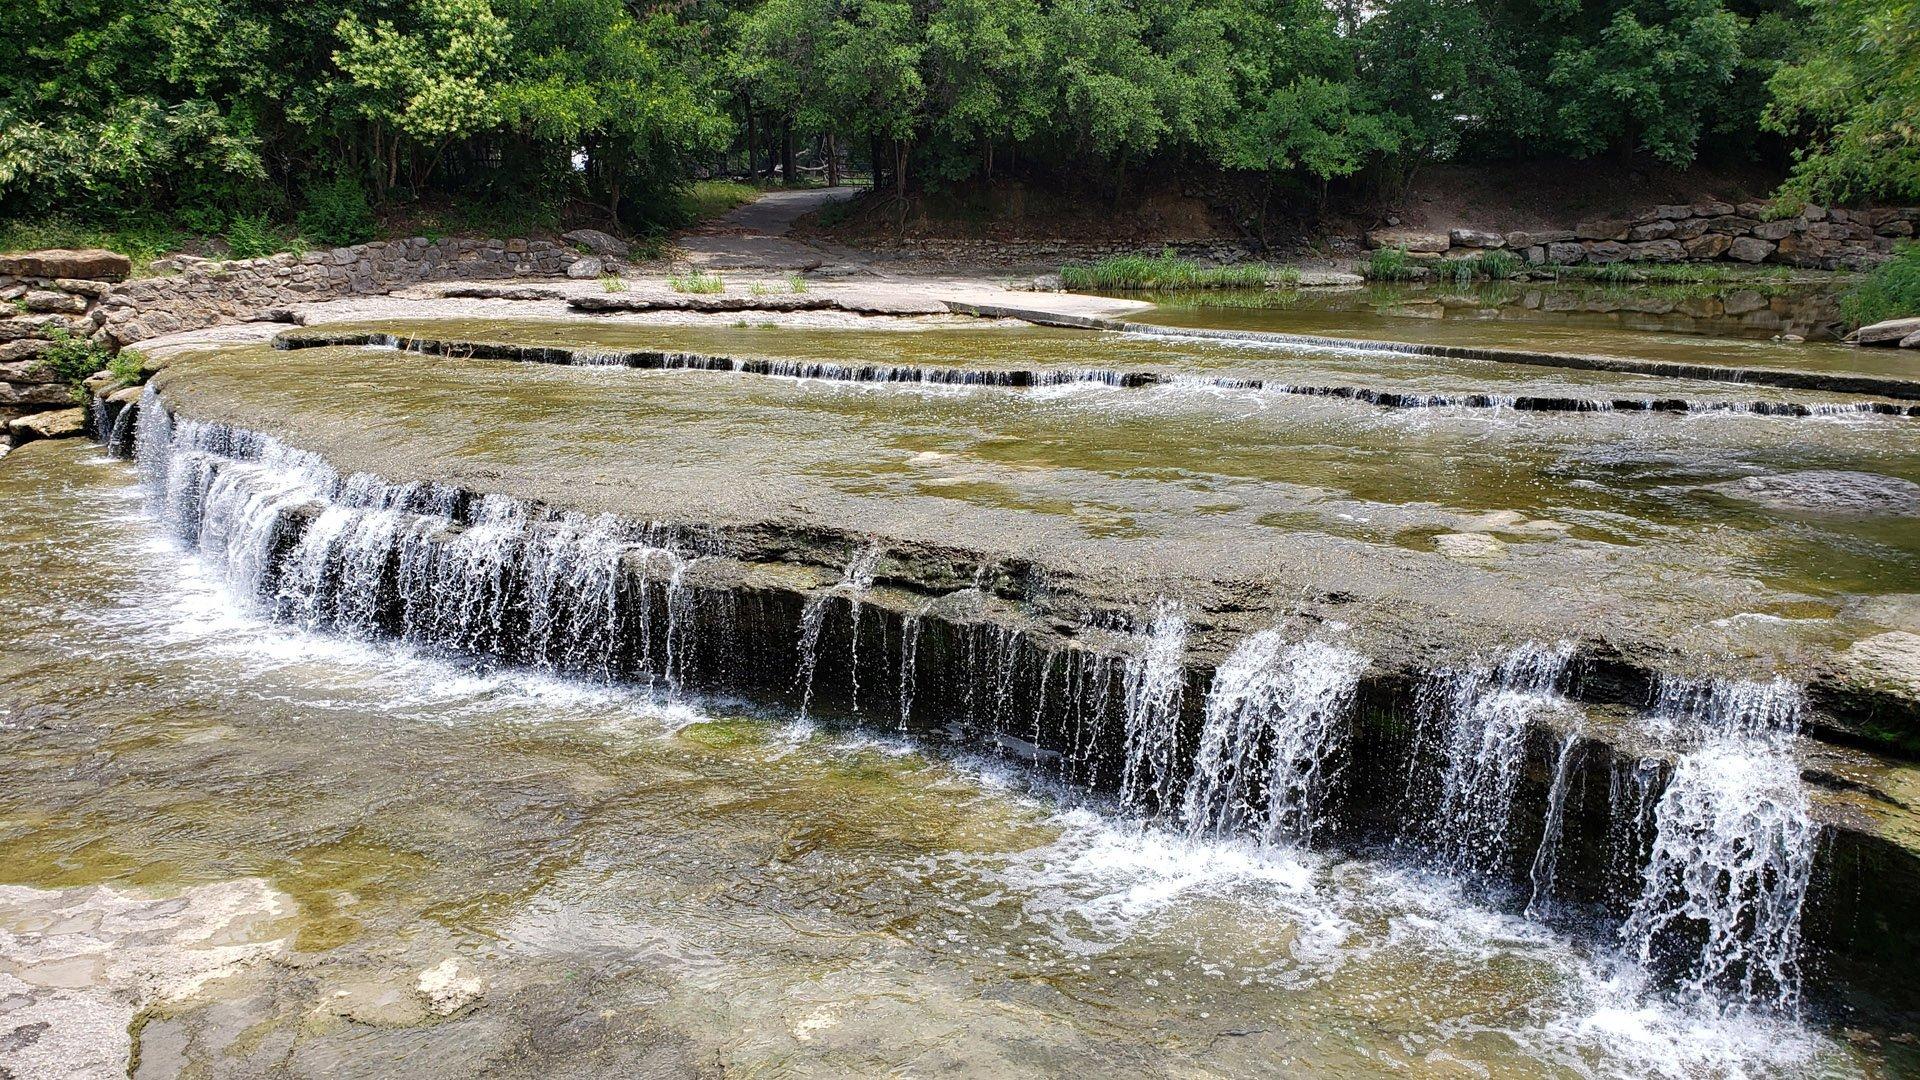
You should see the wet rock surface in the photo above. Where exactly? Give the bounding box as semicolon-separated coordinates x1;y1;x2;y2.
1704;470;1920;516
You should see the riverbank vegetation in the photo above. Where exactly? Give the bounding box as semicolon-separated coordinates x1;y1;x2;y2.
1;0;1916;248
1061;255;1297;291
1842;245;1920;327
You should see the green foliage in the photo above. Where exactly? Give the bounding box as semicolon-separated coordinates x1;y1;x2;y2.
676;181;762;225
1061;253;1292;290
1841;244;1920;328
1766;0;1920;203
225;213;278;259
1365;247;1420;282
668;269;725;293
599;273;627;292
786;272;809;294
108;349;146;388
297;176;377;248
1539;261;1795;285
33;329;113;391
1444;249;1521;284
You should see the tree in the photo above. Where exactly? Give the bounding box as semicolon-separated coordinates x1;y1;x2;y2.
1765;0;1920;202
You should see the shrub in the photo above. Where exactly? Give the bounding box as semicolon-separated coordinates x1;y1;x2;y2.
296;175;376;248
225;213;278;259
668;270;725;294
108;349;146;387
33;328;113;395
599;273;627;293
1842;243;1920;328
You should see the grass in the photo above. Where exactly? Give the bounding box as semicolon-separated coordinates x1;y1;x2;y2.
599;273;628;293
0;217;204;274
1060;252;1299;291
1443;249;1522;285
786;272;808;294
1123;288;1307;310
677;181;763;225
668;269;725;294
1365;246;1421;282
1841;242;1920;328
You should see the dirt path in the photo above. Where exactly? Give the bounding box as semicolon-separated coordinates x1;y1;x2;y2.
678;187;866;272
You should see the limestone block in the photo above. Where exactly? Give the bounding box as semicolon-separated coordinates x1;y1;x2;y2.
0;248;131;281
1726;236;1776;263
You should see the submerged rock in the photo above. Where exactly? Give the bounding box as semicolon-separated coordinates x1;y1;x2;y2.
1434;532;1508;560
1704;470;1920;517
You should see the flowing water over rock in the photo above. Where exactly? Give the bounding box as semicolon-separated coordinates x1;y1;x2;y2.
1;439;1905;1077
14;307;1920;1075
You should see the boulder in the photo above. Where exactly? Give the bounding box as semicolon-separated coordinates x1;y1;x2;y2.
1366;229;1450;253
1448;228;1505;248
564;257;605;279
1625;239;1687;262
1901;331;1920;349
1296;270;1364;287
1726;236;1776;263
1703;470;1920;516
1669;218;1711;241
1692;201;1735;218
0;338;52;365
1574;218;1630;241
1543;241;1586;264
1585;241;1630;264
1851;317;1920;346
561;229;631;258
1653;204;1695;220
1683;233;1732;260
6;407;85;444
1505;230;1574;248
1627;220;1677;242
1751;219;1796;241
53;278;111;298
0;248;131;281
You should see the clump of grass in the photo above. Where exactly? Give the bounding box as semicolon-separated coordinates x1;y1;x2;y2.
1537;261;1795;286
748;281;771;296
1123;289;1306;310
1060;251;1292;291
668;269;725;294
1365;246;1421;282
677;180;762;224
599;273;628;293
786;272;809;294
1842;242;1920;328
1444;249;1522;285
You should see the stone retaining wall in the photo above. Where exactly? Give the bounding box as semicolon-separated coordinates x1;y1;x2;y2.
94;236;575;346
1369;201;1918;270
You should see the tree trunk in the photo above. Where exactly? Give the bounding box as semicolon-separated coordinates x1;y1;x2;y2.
781;121;796;185
894;140;908;200
745;110;756;182
870;135;885;191
825;133;839;187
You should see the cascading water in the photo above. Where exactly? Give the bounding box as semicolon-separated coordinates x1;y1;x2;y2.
794;543;882;720
1621;677;1818;1014
1179;633;1366;848
1117;599;1188;814
1403;642;1574;882
1525;729;1583;918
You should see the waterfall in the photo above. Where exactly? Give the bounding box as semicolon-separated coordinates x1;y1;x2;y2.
1621;677;1817;1013
794;543;883;721
1525;729;1583;918
1404;642;1574;882
1117;600;1188;814
1180;633;1366;849
897;604;926;730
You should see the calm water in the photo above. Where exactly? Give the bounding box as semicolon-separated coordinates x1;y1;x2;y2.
0;439;1898;1077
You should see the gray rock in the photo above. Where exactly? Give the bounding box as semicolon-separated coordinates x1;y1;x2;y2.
0;248;131;281
7;407;85;443
1901;330;1920;348
1726;236;1776;263
1505;230;1575;248
561;229;631;258
1751;219;1796;241
1653;204;1695;221
1366;229;1450;253
1574;218;1630;241
1851;317;1920;346
1629;220;1677;242
22;290;88;314
1543;241;1586;264
1705;470;1920;516
1585;241;1630;264
1624;239;1687;262
1295;270;1364;287
1448;228;1505;248
1683;233;1732;260
564;257;605;280
1692;201;1735;218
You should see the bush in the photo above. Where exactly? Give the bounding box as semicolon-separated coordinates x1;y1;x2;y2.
33;328;113;394
296;175;376;248
1842;243;1920;328
225;213;278;259
108;348;145;387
